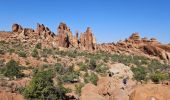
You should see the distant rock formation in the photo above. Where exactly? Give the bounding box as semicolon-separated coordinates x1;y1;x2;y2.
55;23;96;50
4;23;170;62
150;38;159;44
79;27;96;50
10;22;97;51
129;32;140;41
56;22;73;48
12;24;23;33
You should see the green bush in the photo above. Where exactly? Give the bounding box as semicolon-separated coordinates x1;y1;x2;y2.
89;58;97;70
23;70;70;100
31;49;39;58
79;62;88;71
4;60;24;79
75;83;84;96
0;49;5;54
18;51;27;58
55;64;80;83
59;71;79;83
131;67;147;82
35;43;42;49
96;64;108;75
8;49;15;54
84;72;98;85
55;63;65;75
150;72;166;83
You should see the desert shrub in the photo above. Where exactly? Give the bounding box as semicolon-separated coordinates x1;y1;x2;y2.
84;72;98;85
18;51;27;58
8;49;15;54
35;43;42;49
89;58;97;70
150;72;167;83
0;49;5;54
42;64;50;69
96;64;108;75
31;48;39;58
78;62;88;71
56;65;79;83
3;60;24;79
0;59;5;67
75;83;84;96
0;40;6;44
23;70;70;100
41;48;54;57
66;50;77;58
60;72;79;83
32;68;39;75
131;66;147;82
55;63;65;75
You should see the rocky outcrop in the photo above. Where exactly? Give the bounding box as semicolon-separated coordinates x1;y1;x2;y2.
129;32;141;42
150;38;159;44
130;84;170;100
55;23;96;50
80;77;135;100
80;83;105;100
142;44;170;62
36;23;54;39
0;91;24;100
56;22;72;47
108;63;133;79
79;27;96;50
80;63;136;100
11;22;97;50
8;23;170;61
130;32;140;39
12;24;23;33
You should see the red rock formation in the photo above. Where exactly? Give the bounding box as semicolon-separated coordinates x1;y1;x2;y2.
12;24;23;33
129;32;140;41
80;83;105;100
56;22;71;47
150;38;159;44
79;27;96;50
36;23;45;35
11;22;97;50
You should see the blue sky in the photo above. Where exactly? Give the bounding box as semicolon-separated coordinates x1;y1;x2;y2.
0;0;170;43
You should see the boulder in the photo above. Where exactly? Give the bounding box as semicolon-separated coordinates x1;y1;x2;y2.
108;63;133;79
80;83;105;100
0;91;24;100
130;84;170;100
